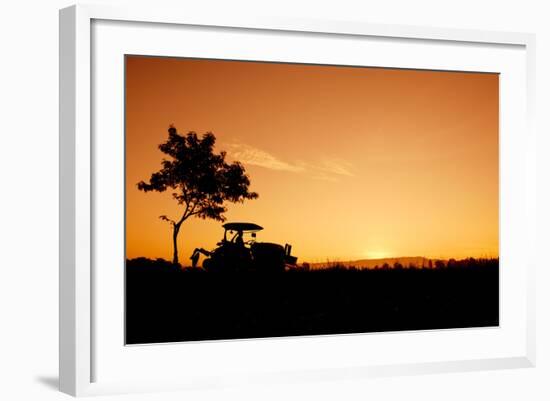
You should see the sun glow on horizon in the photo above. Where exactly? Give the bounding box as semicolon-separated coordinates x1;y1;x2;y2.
362;250;392;260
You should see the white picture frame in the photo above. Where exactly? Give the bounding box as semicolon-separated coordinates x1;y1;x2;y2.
59;4;536;397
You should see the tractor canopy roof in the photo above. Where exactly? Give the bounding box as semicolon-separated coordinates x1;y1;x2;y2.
222;222;263;232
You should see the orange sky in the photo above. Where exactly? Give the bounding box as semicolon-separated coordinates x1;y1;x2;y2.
125;56;499;263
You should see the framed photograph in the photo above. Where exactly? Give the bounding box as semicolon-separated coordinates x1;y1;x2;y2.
60;4;536;396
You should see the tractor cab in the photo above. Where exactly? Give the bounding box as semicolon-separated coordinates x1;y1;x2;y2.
220;222;263;247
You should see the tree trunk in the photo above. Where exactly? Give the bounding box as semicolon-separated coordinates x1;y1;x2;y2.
172;224;181;265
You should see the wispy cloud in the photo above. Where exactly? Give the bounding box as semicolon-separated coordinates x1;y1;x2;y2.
227;143;305;173
317;159;354;177
226;143;354;181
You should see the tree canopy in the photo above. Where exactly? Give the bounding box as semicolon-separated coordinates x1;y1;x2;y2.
138;125;259;224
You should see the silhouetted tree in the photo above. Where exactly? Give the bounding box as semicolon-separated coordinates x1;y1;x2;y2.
137;126;258;264
393;262;404;270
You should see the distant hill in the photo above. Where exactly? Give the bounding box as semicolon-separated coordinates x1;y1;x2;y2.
308;256;436;269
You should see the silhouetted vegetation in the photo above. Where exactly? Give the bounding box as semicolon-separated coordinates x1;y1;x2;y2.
137;126;258;264
126;257;499;344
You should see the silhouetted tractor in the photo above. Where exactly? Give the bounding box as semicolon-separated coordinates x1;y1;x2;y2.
191;222;297;272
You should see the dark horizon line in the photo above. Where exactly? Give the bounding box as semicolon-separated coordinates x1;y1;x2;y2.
306;255;499;262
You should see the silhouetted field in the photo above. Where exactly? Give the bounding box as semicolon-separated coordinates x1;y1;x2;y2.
126;257;499;344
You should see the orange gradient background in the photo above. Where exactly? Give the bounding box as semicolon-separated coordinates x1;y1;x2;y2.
125;56;499;263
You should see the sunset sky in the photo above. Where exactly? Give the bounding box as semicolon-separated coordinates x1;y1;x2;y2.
125;56;499;264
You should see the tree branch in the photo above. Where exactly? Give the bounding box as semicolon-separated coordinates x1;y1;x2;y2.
159;215;176;226
176;202;194;226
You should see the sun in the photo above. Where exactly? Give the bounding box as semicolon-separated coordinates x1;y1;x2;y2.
363;250;391;260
